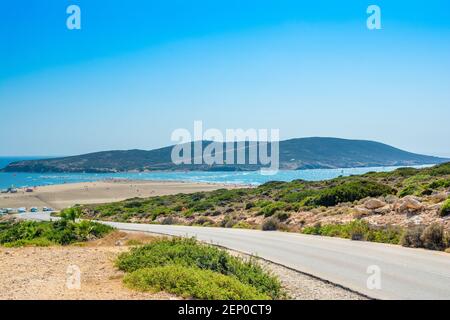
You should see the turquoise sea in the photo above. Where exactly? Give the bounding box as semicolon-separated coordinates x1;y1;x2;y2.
0;157;433;189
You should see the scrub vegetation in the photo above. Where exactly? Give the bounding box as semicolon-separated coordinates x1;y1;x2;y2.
0;210;113;247
117;237;283;300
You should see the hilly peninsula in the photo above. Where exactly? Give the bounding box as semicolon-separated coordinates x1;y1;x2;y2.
1;137;447;173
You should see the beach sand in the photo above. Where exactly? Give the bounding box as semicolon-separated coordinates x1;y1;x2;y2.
0;180;239;210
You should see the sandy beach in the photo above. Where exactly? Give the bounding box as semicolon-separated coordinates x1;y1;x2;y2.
0;180;239;210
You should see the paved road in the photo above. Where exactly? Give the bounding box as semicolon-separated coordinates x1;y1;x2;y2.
19;212;450;300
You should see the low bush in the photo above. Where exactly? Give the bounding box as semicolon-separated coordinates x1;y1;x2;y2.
124;265;269;300
302;220;402;244
304;181;395;207
398;185;423;197
440;199;450;217
161;216;178;225
421;223;446;251
232;221;253;229
273;211;290;221
116;238;282;299
428;179;450;190
193;216;214;226
258;202;286;217
261;218;280;231
400;226;425;248
0;219;113;247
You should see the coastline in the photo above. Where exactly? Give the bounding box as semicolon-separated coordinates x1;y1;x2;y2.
0;180;241;211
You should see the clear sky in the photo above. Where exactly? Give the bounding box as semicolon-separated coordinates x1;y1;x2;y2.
1;0;449;157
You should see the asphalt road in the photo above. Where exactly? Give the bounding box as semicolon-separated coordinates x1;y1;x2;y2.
19;212;450;300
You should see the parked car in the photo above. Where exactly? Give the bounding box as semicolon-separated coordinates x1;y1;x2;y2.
30;207;38;213
17;207;27;213
1;189;8;194
43;207;54;212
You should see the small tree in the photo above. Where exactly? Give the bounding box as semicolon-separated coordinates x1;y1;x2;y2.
60;207;81;222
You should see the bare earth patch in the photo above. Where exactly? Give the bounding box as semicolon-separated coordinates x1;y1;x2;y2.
0;232;176;300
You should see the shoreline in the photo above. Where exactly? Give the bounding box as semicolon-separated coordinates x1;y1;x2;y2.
0;180;241;211
0;164;436;191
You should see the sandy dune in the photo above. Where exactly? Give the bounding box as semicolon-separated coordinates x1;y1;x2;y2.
0;180;238;210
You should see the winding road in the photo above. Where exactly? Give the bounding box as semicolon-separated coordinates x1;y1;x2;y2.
19;212;450;300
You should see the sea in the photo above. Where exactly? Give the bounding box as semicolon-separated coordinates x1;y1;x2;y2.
0;156;432;190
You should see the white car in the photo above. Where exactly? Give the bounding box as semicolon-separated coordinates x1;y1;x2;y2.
17;207;27;213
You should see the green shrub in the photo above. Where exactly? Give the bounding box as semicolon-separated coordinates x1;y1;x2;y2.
161;216;178;225
280;190;317;203
426;162;450;176
244;202;254;210
440;199;450;217
398;185;423;197
400;226;425;248
2;237;56;248
232;221;253;229
302;222;321;235
124;265;269;300
428;179;450;190
220;216;237;228
259;202;286;217
193;216;214;226
0;219;113;247
60;207;82;222
116;238;282;299
302;220;402;244
273;211;290;221
305;181;394;207
421;223;446;251
261;218;280;231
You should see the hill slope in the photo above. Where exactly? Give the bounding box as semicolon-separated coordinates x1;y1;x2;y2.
1;137;447;173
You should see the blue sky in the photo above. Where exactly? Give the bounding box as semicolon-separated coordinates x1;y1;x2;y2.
1;0;449;156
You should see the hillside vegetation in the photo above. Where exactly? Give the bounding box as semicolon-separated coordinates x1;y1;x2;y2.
80;163;450;251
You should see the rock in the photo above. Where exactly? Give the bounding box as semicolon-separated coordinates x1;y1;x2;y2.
394;196;424;214
364;198;386;210
384;195;399;204
353;207;371;218
430;192;449;202
374;206;391;215
409;215;423;225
